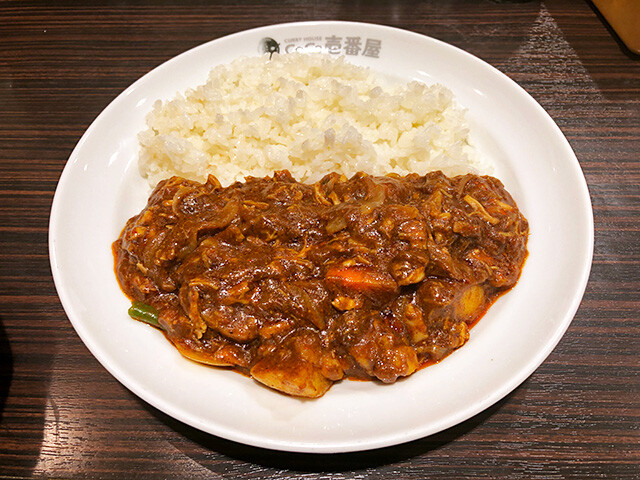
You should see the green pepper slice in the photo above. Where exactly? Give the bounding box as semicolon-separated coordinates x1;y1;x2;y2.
128;301;161;328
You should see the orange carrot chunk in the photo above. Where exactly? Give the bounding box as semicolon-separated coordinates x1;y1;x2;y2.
325;266;398;294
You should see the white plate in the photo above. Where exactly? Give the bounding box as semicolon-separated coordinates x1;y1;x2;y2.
49;21;593;453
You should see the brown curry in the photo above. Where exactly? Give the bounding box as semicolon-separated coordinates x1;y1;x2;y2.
113;170;528;397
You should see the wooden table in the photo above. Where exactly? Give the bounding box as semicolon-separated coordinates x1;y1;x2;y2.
1;1;638;478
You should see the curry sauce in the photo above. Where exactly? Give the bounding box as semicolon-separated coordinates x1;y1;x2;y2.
113;170;528;397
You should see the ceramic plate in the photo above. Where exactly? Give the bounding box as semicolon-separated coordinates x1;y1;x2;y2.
49;21;593;453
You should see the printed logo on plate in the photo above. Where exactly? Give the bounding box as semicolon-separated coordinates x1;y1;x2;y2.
259;35;382;58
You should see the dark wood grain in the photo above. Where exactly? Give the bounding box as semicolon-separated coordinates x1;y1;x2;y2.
0;0;638;478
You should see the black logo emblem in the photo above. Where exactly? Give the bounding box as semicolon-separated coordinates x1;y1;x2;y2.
260;37;280;59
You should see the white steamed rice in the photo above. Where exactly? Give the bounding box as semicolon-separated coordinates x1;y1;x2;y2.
138;52;490;186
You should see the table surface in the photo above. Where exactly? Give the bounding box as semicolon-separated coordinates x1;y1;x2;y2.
1;1;638;478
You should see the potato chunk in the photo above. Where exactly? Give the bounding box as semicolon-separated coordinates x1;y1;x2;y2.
250;354;332;398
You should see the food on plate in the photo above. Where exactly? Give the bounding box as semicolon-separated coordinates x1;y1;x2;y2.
138;53;490;187
115;52;527;398
113;170;528;397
